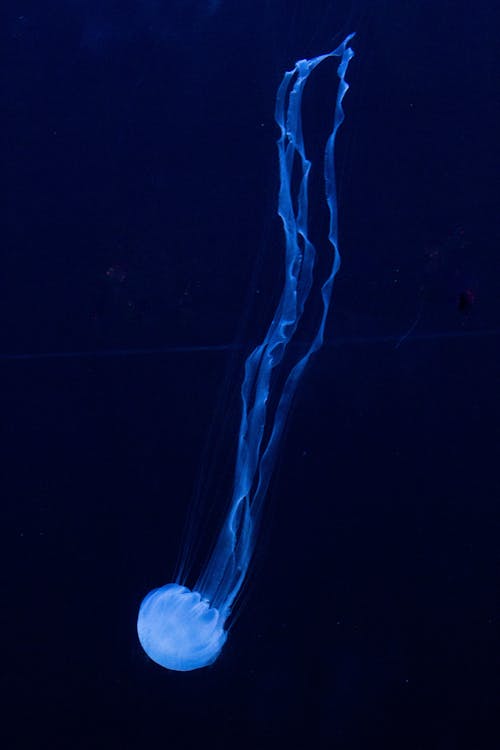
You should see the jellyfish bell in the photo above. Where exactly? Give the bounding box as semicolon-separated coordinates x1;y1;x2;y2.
137;584;227;671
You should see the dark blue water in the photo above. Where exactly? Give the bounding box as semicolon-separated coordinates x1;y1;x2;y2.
2;1;499;747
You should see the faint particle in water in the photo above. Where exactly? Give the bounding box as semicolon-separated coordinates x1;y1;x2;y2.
105;265;127;284
457;288;475;314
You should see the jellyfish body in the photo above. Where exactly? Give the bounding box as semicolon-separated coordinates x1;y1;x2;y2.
137;33;355;671
137;584;226;671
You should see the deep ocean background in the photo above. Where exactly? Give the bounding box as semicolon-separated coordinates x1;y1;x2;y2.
1;1;499;748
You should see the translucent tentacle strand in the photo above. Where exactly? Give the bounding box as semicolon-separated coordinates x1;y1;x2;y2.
137;34;355;671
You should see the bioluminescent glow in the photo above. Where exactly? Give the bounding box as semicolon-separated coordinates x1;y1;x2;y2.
137;34;355;671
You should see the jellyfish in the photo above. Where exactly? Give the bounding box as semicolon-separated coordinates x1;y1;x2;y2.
137;33;355;671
